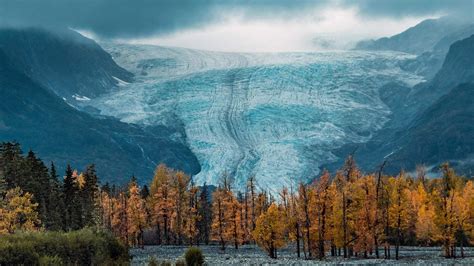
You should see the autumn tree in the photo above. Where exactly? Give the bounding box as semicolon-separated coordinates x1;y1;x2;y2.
252;203;287;259
312;170;332;259
297;182;313;259
352;174;377;258
280;186;302;257
411;183;437;245
184;180;200;245
170;171;190;244
112;191;129;244
127;179;147;247
0;187;40;234
149;164;173;244
452;181;473;257
432;163;466;258
334;155;361;258
211;173;241;250
387;173;411;260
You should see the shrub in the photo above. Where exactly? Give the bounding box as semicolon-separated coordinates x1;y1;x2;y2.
0;242;39;265
0;229;129;265
160;261;172;266
148;256;159;266
39;255;63;266
184;247;204;266
175;258;186;266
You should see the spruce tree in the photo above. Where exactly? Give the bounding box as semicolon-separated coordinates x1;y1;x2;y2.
197;183;212;245
46;162;65;230
0;141;24;189
23;150;51;227
81;164;99;227
63;164;81;230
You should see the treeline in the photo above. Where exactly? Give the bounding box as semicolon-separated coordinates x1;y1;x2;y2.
1;141;474;261
0;142;101;232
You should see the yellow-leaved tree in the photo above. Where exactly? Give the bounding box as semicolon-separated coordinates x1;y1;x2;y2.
252;203;287;259
411;183;437;245
127;181;147;247
0;187;40;234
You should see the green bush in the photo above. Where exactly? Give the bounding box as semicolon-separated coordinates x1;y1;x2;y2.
0;229;129;265
184;247;204;266
39;255;63;266
0;242;39;265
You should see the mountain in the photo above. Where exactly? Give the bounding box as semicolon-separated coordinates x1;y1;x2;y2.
355;17;473;79
355;17;470;55
0;30;200;184
0;28;133;104
400;24;474;79
336;35;474;175
388;83;474;173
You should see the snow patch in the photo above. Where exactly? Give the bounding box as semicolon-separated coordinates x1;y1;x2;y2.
72;94;91;101
113;76;130;86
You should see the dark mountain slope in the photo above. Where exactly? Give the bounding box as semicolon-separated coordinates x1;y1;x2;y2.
400;24;474;79
0;49;200;184
387;83;474;173
328;35;474;175
0;28;133;102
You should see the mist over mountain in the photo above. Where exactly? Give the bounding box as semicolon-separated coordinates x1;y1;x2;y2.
355;16;474;79
0;28;200;184
0;28;133;105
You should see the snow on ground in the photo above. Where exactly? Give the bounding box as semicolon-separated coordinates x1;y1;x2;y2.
130;245;474;265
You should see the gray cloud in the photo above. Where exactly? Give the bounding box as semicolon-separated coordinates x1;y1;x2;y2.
0;0;472;38
352;0;473;18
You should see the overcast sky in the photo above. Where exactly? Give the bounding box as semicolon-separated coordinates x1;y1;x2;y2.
1;0;472;52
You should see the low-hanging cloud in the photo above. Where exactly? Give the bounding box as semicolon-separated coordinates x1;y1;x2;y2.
0;0;472;39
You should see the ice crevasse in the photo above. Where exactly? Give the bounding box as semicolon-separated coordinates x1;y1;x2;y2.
91;44;423;192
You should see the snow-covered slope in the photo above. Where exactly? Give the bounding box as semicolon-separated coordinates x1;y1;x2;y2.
92;44;422;191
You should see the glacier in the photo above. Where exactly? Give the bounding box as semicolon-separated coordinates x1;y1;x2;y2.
89;44;423;192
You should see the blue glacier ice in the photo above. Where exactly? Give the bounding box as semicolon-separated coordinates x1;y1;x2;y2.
90;44;423;192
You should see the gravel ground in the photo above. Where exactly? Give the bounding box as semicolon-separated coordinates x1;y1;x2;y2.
130;245;474;265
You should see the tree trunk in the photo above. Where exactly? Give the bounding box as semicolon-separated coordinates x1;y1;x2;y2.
342;192;348;258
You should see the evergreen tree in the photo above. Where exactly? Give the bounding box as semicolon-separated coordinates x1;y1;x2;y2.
45;162;65;230
81;164;99;227
0;169;6;198
141;184;150;199
63;164;81;230
197;183;212;245
0;141;24;189
23;150;52;228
